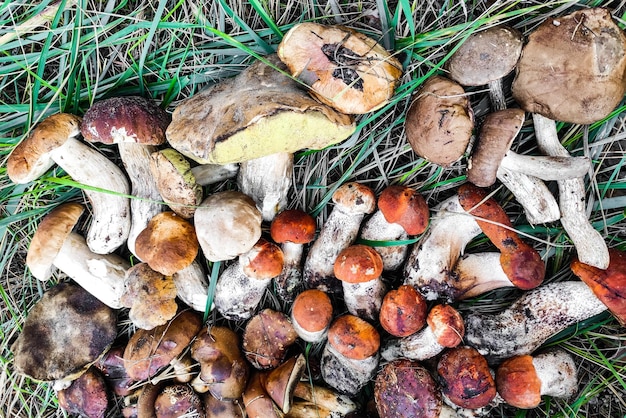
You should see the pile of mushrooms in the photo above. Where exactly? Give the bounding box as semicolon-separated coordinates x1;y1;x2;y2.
6;10;626;418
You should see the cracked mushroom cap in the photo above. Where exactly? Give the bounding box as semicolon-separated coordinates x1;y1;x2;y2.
270;209;317;245
135;211;199;276
378;185;430;235
332;182;377;215
80;96;170;145
512;8;626;124
26;202;84;281
11;282;117;384
291;289;333;338
405;75;474;167
427;304;465;348
327;315;380;360
379;284;428;337
277;22;403;114
334;244;384;284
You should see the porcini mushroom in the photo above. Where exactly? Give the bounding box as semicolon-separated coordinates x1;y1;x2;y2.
213;238;284;321
303;181;376;293
379;284;428;337
154;383;206;417
242;309;299;370
261;354;307;413
172;260;211;313
243;372;284;418
81;96;170;257
57;367;110;418
277;22;403;114
25;202;128;309
291;382;358;416
7;113;131;254
381;304;464;362
166;54;355;164
290;289;334;343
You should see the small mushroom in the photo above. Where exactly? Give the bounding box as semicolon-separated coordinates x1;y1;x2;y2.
25;202;128;309
270;209;318;303
214;238;284;321
154;384;206;417
243;372;284;418
496;348;578;409
379;284;428;337
333;244;387;321
290;289;334;343
7;113;131;254
381;304;464;362
320;314;380;396
242;308;299;370
292;382;358;416
57;367;110;418
359;185;430;270
303;181;376;293
404;75;474;167
261;354;307;414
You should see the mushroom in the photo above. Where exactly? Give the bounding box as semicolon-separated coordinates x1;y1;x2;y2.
243;372;284;418
194;191;262;262
496;348;578;409
190;325;250;401
237;152;294;221
374;359;442;418
25;202;128;309
261;354;307;414
320;314;380;396
57;367;110;418
270;209;318;303
172;260;212;313
437;346;497;410
290;289;334;343
120;262;178;330
381;304;464;362
303;181;376;293
94;345;135;397
154;384;206;417
446;25;523;111
11;282;118;390
333;244;387;321
242;308;299;370
277;22;402;114
80;95;171;257
291;382;358;416
511;8;626;268
213;238;284;321
359;185;430;271
203;392;245;418
7;113;131;254
379;284;428;337
404;75;474;167
166;54;355;164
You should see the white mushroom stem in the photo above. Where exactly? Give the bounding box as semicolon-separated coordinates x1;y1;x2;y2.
53;232;129;308
441;393;503;418
274;241;305;303
118;142;164;258
172;260;211;312
381;324;445;362
342;279;387;322
465;281;607;362
53;138;131;254
360;210;409;271
320;343;379;396
403;194;482;300
213;262;273;321
191;162;239;186
533;349;578;400
447;252;516;301
237;152;293;222
532;113;609;268
495;166;560;224
500;151;590;180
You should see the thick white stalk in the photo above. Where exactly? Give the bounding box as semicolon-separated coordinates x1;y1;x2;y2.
380;326;443;361
533;349;577;400
500;151;590;180
320;343;378;396
449;252;515;301
214;261;272;321
360;210;409;271
173;260;211;312
191;163;239;186
342;279;386;322
274;241;304;303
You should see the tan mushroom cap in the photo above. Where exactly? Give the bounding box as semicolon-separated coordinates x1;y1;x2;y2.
327;314;380;360
496;354;542;408
26;202;85;281
427;304;465;347
291;289;333;333
512;7;626;124
7;113;82;184
277;22;403;114
333;244;383;284
241;238;284;279
11;282;117;383
135;211;199;276
379;285;428;337
405;75;474;167
331;181;377;215
378;185;429;235
270;209;317;245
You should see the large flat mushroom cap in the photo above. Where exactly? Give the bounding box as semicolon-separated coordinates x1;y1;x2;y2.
11;282;117;382
512;7;626;124
166;55;355;164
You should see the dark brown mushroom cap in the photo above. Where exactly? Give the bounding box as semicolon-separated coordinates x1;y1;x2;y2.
377;185;430;235
374;359;442;418
379;285;428;337
243;372;284;418
270;209;317;245
261;354;306;413
7;113;82;184
327;315;380;360
135;211;199;276
123;310;202;381
571;248;626;326
405;75;474;167
446;25;523;86
242;309;299;370
291;289;333;333
333;244;383;284
154;384;206;417
495;354;542;408
437;346;497;409
241;239;284;279
94;345;134;397
468;108;525;187
512;8;626;124
57;367;110;418
26;202;85;281
81;96;170;145
11;282;117;382
331;182;377;215
427;304;465;348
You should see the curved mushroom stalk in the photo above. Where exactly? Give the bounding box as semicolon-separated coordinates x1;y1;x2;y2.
447;252;517;301
292;382;358;416
464;281;607;362
191;162;239;186
359;211;409;270
173;260;212;312
237;152;294;222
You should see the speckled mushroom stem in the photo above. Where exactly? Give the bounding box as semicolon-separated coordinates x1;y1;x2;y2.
320;343;379;397
342;279;387;322
465;281;607;362
274;241;305;303
172;260;211;312
381;325;447;362
500;152;590;180
214;262;273;321
360;211;409;270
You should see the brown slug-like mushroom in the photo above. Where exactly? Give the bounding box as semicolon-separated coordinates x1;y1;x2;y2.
290;289;334;343
242;309;299;370
291;382;358;416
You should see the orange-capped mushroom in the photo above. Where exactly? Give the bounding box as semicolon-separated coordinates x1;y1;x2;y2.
379;285;427;337
291;289;333;343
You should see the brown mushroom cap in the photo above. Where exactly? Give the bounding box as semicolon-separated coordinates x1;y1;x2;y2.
25;202;85;281
11;282;117;383
57;367;110;418
379;285;428;337
81;96;170;145
241;238;284;279
277;22;403;114
512;7;626;124
405;75;474;167
242;309;299;370
437;346;497;409
243;372;284;417
377;185;430;235
333;244;383;284
327;315;380;360
427;304;465;347
495;354;542;408
374;359;442;418
261;354;306;413
270;209;317;245
154;384;205;418
291;289;333;333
